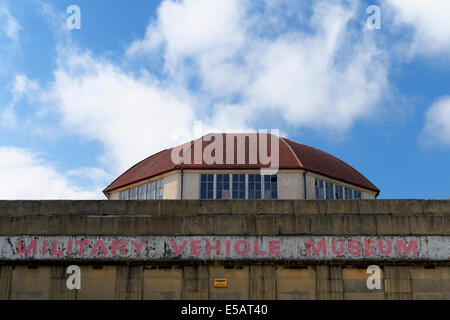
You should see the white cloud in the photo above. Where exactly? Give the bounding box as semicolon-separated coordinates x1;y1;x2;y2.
1;74;39;129
12;74;39;96
67;167;112;184
127;0;389;131
421;96;450;146
382;0;450;56
35;0;389;191
44;49;197;173
0;107;16;128
0;4;20;43
127;0;246;67
0;147;101;199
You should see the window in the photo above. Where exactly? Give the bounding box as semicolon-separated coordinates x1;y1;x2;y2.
216;174;230;199
129;187;137;200
232;174;246;199
315;179;363;200
200;174;214;199
335;185;343;199
315;179;324;200
325;182;334;199
199;173;277;200
345;187;353;199
147;182;155;199
248;174;262;199
138;185;146;200
120;190;129;200
264;175;277;199
155;179;164;200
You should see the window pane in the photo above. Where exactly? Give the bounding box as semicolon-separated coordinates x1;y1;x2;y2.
248;174;261;200
120;190;129;200
155;179;164;200
335;185;343;200
263;174;277;199
325;182;333;199
200;174;214;199
138;185;146;200
345;187;353;199
147;182;155;199
129;187;137;200
216;174;230;200
232;174;245;199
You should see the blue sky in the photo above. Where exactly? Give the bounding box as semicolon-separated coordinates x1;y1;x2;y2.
0;0;449;199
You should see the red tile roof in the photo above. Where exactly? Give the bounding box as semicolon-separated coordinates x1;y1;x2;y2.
103;133;379;196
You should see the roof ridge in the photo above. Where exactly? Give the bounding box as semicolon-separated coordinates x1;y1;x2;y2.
280;137;304;168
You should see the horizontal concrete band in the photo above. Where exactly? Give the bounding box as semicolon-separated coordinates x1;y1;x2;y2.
0;214;448;236
1;200;450;216
2;236;449;262
2;264;450;300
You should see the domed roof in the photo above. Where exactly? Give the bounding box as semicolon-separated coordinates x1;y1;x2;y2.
103;133;379;196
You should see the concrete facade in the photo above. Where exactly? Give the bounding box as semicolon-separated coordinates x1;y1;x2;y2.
0;199;448;300
109;170;377;200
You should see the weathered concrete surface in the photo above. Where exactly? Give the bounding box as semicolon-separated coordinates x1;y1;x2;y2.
0;200;449;237
0;200;449;300
1;236;448;262
0;264;449;300
0;199;449;216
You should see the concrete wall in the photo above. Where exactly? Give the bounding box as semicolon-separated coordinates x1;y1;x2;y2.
278;171;304;200
0;264;448;300
0;200;448;300
183;171;200;200
163;172;181;200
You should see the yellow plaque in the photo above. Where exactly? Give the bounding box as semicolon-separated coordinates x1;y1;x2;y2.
214;278;228;288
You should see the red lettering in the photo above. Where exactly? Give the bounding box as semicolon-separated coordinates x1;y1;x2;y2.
67;240;73;255
52;240;64;255
170;240;188;255
379;240;392;255
226;240;231;255
306;240;327;256
397;240;418;256
348;240;362;255
206;240;221;255
364;240;376;255
90;240;108;255
42;240;47;255
234;240;251;255
269;240;281;255
190;240;201;255
131;240;146;255
75;240;90;255
17;240;37;256
331;240;345;255
112;240;127;255
254;240;267;255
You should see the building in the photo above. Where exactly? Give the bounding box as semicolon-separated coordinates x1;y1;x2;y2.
103;133;379;200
